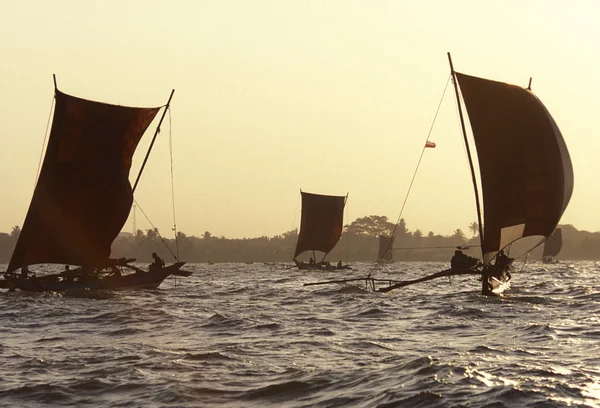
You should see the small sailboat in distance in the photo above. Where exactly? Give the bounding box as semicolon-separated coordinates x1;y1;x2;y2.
542;228;563;264
1;76;190;292
293;191;351;271
377;235;394;263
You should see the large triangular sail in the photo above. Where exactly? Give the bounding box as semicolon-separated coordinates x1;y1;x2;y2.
7;89;161;273
455;72;574;263
294;191;347;259
542;228;563;258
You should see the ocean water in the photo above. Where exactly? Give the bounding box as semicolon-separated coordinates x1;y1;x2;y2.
1;261;599;408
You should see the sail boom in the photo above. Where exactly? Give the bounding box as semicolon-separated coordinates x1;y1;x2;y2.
132;89;175;193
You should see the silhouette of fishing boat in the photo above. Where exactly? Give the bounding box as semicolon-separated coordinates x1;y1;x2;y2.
445;54;573;294
293;191;351;271
1;76;190;292
377;235;395;264
306;53;573;295
542;228;562;264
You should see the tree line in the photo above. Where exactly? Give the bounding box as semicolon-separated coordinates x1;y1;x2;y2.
0;216;599;264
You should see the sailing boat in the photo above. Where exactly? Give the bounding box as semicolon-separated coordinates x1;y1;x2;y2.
542;228;562;264
447;53;573;294
293;191;351;270
305;54;573;295
377;235;394;263
1;77;189;292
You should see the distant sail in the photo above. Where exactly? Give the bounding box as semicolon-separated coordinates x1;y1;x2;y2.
7;90;160;272
456;73;574;263
542;228;563;258
294;191;347;259
378;235;394;261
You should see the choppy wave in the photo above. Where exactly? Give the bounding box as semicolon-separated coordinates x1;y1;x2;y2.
1;261;600;407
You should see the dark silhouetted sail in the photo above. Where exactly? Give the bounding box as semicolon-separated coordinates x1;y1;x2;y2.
7;89;161;273
456;73;574;263
294;192;347;259
543;228;563;258
378;235;394;261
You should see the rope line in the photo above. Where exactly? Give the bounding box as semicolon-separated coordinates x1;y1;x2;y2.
290;193;300;233
344;194;349;263
369;75;452;278
35;96;55;187
168;107;180;260
131;104;179;262
133;198;178;261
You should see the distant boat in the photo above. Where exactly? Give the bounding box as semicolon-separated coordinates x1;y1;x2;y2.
293;191;351;271
542;228;562;264
1;77;189;292
445;53;573;295
377;235;394;263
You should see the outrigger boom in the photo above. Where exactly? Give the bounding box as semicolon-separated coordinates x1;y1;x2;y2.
304;267;482;293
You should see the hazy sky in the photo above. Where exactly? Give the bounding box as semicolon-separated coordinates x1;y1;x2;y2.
1;1;598;239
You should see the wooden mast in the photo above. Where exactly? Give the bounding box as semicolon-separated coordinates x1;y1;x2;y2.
132;89;175;193
447;53;485;259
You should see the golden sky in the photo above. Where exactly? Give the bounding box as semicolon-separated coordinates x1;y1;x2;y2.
0;0;597;239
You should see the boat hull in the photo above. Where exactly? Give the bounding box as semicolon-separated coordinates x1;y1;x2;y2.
487;274;511;295
482;265;512;296
2;262;186;292
542;257;560;264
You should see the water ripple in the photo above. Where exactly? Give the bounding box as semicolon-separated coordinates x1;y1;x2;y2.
0;261;598;407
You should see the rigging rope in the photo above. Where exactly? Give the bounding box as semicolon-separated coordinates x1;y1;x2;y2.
344;194;350;263
130;103;179;263
520;251;529;272
290;193;300;233
168;107;180;261
369;75;452;278
287;193;301;258
35;96;55;187
133;198;178;261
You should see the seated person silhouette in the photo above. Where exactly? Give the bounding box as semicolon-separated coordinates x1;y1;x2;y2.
150;252;165;271
451;250;479;270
